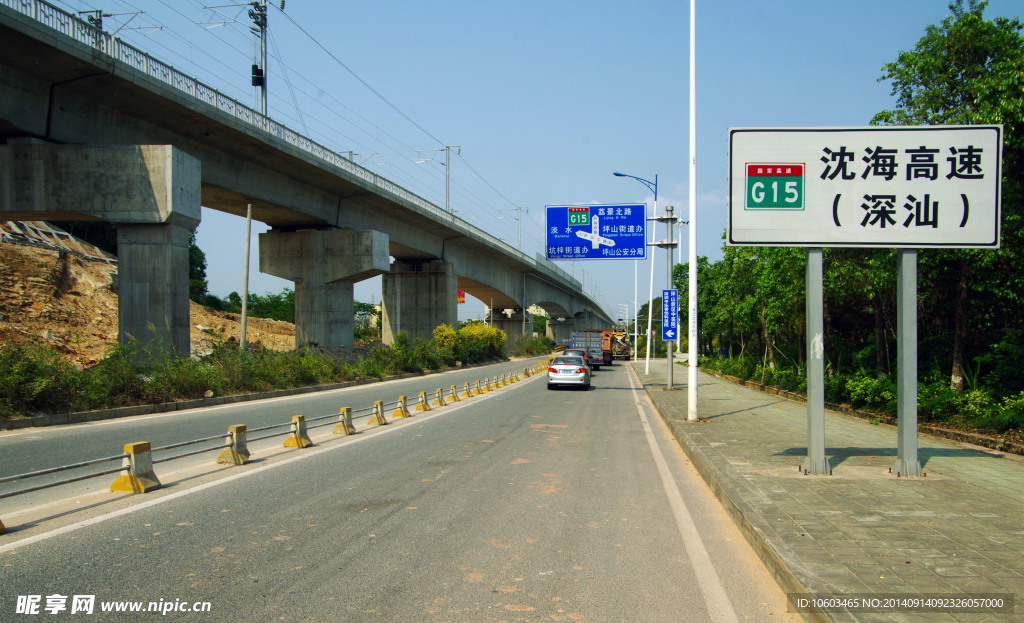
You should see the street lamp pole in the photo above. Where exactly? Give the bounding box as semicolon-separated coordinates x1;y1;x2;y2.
687;0;699;421
613;171;658;373
650;206;678;389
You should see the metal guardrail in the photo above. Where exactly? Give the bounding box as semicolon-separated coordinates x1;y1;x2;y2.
0;364;547;523
0;0;591;300
0;452;128;500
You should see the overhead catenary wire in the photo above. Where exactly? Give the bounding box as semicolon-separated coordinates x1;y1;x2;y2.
49;2;568;294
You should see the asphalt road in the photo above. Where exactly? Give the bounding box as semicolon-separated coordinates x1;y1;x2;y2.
0;359;541;498
1;360;799;622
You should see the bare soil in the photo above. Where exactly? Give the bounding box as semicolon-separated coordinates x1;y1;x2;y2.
0;242;296;367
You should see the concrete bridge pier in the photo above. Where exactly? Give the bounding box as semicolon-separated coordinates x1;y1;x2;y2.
116;223;194;355
0;143;201;358
260;229;389;349
382;260;457;345
548;318;574;347
577;311;604;331
488;309;530;342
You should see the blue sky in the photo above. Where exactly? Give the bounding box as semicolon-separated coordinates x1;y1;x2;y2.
50;0;1022;321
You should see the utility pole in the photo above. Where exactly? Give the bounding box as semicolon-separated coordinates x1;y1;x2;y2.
242;0;268;354
248;0;268;115
445;145;460;214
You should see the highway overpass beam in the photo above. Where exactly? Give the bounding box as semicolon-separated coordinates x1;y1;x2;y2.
0;144;201;358
382;260;457;345
260;229;389;349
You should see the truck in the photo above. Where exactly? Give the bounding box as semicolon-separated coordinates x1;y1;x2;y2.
611;331;632;360
569;330;607;369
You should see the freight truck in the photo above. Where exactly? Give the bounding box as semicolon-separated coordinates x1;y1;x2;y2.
611;331;632;360
569;330;606;370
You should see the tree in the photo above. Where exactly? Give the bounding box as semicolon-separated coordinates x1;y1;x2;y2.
533;313;547;336
873;0;1024;391
188;231;209;302
354;301;381;340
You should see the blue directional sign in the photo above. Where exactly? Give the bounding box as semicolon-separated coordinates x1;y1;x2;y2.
545;204;647;260
662;289;678;341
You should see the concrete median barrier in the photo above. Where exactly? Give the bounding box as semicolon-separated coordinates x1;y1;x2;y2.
283;415;314;448
334;407;356;435
110;442;161;493
369;401;388;426
216;424;250;465
392;396;411;418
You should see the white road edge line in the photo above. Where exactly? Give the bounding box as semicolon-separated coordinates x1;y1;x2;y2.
628;367;740;623
0;371;543;554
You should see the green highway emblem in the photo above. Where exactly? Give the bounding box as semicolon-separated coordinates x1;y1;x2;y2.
745;163;805;210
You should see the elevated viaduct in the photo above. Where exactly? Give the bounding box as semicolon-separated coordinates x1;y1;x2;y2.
0;1;610;356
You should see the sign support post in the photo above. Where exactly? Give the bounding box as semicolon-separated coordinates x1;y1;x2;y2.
804;248;830;475
896;249;923;477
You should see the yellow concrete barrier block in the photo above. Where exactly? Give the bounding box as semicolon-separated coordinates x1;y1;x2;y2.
473;380;483;395
334;407;356;435
284;415;314;448
415;392;432;412
110;441;161;493
431;388;447;407
481;378;492;392
369;401;389;426
392;396;411;418
216;424;250;465
448;385;460;402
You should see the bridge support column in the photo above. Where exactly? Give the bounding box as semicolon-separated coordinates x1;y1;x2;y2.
117;223;193;356
489;309;528;342
382;260;456;345
260;229;389;349
0;144;201;358
548;319;573;347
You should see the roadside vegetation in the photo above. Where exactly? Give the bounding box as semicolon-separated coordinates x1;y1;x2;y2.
0;322;518;419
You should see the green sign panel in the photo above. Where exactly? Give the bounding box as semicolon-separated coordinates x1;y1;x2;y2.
567;206;590;226
745;163;804;210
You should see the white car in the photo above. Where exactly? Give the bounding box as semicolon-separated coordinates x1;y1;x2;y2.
547;355;591;390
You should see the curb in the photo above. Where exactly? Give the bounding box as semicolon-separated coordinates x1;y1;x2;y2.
0;358;534;431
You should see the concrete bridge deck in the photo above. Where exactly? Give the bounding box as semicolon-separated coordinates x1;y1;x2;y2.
0;0;611;355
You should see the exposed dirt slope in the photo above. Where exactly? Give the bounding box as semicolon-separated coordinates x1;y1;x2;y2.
0;242;295;367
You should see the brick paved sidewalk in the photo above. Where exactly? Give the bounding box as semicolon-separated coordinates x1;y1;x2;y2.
631;359;1023;622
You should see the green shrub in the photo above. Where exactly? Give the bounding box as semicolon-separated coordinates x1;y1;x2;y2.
845;375;897;413
0;341;83;416
458;323;506;358
980;392;1024;432
509;335;551;357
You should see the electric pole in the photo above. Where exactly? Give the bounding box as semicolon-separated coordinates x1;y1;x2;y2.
248;0;268;115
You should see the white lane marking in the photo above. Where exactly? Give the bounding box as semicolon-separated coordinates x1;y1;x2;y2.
627;369;740;623
0;371;544;554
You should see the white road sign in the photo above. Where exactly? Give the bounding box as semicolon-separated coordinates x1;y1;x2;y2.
728;126;1002;248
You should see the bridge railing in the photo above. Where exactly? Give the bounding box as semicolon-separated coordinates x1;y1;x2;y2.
1;0;594;302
